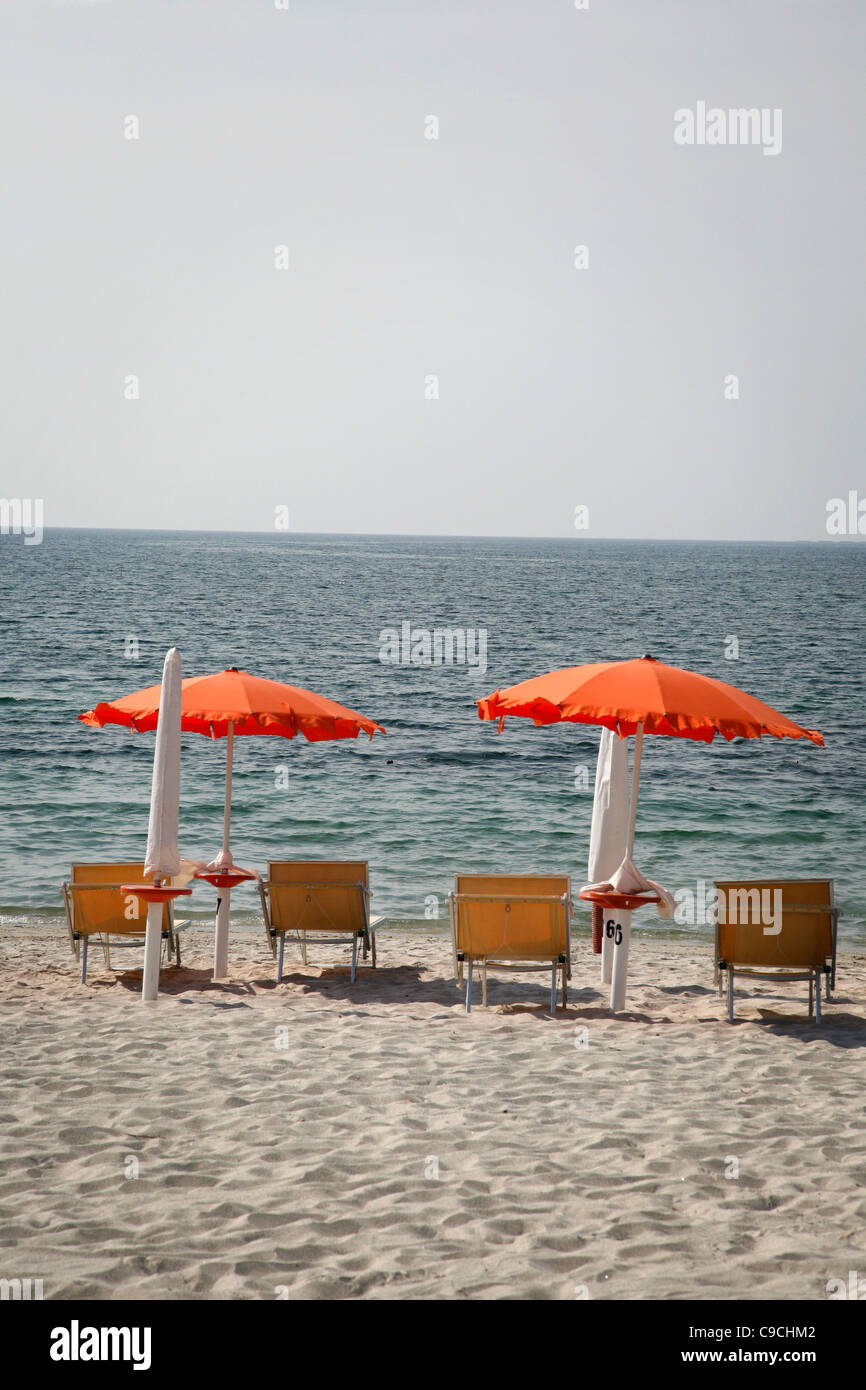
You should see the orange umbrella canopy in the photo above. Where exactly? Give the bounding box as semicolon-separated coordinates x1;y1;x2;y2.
478;655;823;746
80;667;385;742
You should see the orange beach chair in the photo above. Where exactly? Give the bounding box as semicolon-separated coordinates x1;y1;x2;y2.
61;862;188;983
714;878;839;1023
449;873;572;1013
257;860;383;983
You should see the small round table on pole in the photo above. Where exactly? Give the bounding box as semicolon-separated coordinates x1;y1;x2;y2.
121;883;193;1002
579;888;660;1014
193;868;258;980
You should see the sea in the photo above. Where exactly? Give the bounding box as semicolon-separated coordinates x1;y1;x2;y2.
1;530;863;943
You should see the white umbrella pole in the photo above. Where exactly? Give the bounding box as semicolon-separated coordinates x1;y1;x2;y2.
610;723;644;1013
142;897;163;1002
213;722;234;980
626;721;644;858
600;910;615;984
610;909;633;1013
222;721;234;856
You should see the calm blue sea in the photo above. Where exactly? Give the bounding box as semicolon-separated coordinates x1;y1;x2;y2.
0;531;863;942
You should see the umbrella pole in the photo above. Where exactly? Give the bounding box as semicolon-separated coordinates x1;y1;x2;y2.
222;722;234;856
610;909;633;1014
213;722;234;980
611;722;645;1014
142;896;163;1002
625;721;644;858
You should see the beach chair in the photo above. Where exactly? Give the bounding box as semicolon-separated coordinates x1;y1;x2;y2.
258;860;382;983
60;862;189;983
449;873;572;1014
714;878;839;1023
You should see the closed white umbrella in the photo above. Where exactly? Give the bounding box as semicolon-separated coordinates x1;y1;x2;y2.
141;647;182;1001
587;727;629;984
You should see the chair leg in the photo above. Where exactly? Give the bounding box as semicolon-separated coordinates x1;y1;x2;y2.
481;960;487;1007
562;959;567;1009
815;972;822;1025
299;931;307;966
351;932;358;984
825;971;831;1002
277;934;285;983
727;966;734;1023
550;962;557;1014
371;932;376;968
809;974;814;1018
465;959;473;1013
81;937;88;984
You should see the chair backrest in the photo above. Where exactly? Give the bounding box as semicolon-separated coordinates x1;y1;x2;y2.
69;863;171;937
266;861;369;935
452;874;571;960
714;878;836;970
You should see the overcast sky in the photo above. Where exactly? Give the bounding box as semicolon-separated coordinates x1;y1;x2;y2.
1;0;863;540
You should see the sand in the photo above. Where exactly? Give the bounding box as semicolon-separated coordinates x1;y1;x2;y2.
1;926;864;1302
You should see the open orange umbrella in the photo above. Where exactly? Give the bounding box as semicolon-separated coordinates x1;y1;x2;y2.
81;666;385;742
479;655;824;1010
80;667;385;976
479;653;822;851
478;655;824;745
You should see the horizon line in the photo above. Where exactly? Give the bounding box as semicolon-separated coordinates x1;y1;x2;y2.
30;526;857;546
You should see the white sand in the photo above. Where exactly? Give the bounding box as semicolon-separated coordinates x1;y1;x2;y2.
1;927;864;1301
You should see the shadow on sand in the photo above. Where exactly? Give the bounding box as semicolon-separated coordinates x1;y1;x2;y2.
85;964;866;1042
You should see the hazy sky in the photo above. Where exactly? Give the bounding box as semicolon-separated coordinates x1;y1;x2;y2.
1;0;863;540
